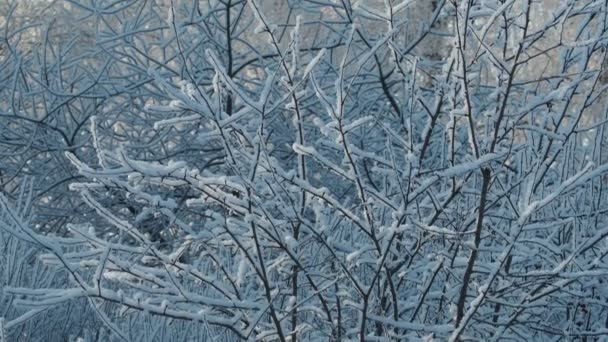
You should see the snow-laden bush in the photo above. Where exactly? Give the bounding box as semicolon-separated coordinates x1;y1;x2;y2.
2;0;608;340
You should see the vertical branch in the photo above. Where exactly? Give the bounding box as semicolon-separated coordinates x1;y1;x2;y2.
0;317;5;342
456;167;491;326
225;0;234;116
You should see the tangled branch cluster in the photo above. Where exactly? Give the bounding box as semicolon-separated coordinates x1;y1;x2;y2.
2;0;608;340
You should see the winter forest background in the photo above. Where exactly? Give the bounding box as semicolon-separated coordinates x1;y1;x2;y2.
2;0;608;341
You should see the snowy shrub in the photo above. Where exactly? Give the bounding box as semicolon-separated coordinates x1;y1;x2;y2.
2;0;608;340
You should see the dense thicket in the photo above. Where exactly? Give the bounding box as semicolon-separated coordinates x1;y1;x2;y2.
2;0;608;341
